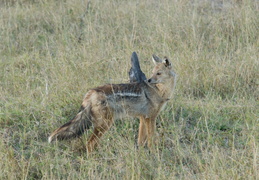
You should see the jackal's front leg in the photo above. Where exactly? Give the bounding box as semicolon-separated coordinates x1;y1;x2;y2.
145;117;156;149
138;116;147;147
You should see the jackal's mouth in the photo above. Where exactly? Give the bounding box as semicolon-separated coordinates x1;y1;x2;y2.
145;79;160;84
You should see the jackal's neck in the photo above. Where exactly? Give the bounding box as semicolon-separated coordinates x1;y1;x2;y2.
155;80;175;100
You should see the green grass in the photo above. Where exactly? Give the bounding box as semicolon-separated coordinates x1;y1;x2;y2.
0;0;258;179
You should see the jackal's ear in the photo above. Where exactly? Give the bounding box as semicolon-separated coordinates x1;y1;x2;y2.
152;54;162;65
162;57;171;68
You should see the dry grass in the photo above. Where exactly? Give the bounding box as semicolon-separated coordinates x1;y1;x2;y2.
0;0;258;179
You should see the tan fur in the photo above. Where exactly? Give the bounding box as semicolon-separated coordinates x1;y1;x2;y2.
48;55;177;154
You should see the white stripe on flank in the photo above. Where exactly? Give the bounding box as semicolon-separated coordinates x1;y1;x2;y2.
113;92;141;97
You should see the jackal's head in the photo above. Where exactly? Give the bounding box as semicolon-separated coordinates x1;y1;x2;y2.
148;55;177;87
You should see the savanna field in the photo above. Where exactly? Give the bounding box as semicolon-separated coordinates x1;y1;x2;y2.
0;0;258;179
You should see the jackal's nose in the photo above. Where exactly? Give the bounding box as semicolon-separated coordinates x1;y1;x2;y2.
148;79;151;83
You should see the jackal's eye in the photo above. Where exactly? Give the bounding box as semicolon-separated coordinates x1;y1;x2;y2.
157;72;161;75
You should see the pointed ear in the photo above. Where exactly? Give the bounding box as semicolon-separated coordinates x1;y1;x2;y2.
152;54;162;65
162;57;171;68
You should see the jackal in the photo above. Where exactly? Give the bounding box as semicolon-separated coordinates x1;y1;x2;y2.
48;54;177;153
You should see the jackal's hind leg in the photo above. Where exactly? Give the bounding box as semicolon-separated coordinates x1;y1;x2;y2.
87;119;113;154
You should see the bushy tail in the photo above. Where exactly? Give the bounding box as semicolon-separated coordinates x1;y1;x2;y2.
48;104;92;143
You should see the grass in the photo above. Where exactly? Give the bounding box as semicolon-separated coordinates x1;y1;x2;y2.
0;0;258;179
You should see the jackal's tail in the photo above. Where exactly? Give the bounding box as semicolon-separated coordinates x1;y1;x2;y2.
48;104;92;143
